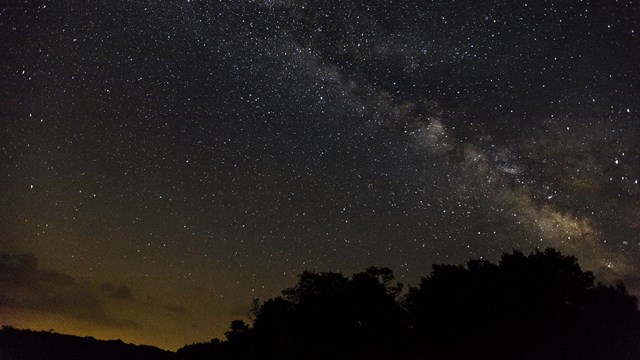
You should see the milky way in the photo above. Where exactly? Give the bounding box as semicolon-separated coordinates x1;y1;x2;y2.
1;0;639;350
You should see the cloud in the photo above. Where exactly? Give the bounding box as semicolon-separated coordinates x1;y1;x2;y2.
100;282;134;300
0;252;136;327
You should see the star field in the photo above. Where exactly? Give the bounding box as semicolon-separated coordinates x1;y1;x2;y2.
1;0;639;350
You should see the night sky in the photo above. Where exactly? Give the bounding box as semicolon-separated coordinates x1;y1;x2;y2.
1;0;639;351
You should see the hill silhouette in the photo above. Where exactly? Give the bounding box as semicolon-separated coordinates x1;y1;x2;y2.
2;249;639;360
0;327;176;360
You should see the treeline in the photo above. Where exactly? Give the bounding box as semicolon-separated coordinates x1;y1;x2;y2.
178;249;640;360
2;249;639;360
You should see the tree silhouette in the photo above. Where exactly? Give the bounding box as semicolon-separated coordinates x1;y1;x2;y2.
224;320;250;342
175;248;640;360
403;248;640;360
249;268;406;359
